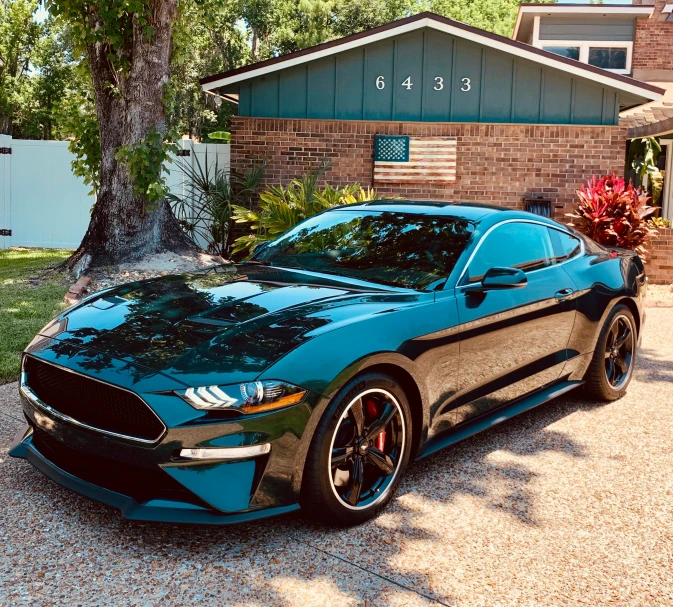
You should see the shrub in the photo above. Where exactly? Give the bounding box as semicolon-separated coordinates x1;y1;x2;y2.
167;153;265;257
231;164;392;256
649;216;671;229
567;174;658;260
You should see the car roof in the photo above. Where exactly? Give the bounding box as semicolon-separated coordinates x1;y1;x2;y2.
330;200;562;226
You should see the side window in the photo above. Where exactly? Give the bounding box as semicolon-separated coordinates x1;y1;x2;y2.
467;222;555;283
548;228;581;263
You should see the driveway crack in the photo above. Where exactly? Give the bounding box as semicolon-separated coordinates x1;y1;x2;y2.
306;542;450;606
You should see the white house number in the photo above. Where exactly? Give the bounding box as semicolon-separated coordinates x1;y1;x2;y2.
374;76;471;91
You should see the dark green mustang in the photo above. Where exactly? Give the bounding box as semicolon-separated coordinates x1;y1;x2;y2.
11;202;645;526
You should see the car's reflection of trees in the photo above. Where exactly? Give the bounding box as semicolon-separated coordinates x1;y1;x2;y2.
264;212;474;289
46;274;333;382
166;305;333;380
48;276;222;380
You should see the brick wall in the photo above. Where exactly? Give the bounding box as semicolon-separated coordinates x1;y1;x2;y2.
230;117;627;218
632;0;673;73
648;228;673;284
230;116;673;283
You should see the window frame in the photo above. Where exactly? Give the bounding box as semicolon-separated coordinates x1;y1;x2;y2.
536;39;633;75
455;220;585;289
587;46;629;72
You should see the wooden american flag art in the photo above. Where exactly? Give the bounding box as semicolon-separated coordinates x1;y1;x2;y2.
373;135;457;183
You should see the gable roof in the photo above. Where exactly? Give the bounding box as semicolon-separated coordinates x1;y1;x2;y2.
512;3;655;43
200;12;663;103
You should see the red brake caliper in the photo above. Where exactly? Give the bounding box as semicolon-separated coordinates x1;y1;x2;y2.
365;399;386;452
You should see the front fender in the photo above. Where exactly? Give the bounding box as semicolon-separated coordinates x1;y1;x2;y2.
260;295;460;495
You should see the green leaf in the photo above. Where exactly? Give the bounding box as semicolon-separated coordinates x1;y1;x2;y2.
208;131;231;141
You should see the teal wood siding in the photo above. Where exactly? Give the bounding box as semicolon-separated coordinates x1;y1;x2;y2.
539;17;635;42
279;65;307;118
393;32;424;121
481;51;513;122
422;30;453;121
336;49;364;119
450;39;482;122
251;73;278;117
230;27;625;125
572;80;605;125
364;41;394;120
542;71;573;123
512;58;542;123
238;82;251;116
307;57;336;118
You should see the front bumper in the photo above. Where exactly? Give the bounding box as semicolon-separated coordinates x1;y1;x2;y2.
10;424;299;524
10;344;324;524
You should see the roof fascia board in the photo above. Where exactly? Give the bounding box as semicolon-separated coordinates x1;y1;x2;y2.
203;14;663;102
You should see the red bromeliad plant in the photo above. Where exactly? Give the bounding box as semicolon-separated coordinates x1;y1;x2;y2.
567;174;658;259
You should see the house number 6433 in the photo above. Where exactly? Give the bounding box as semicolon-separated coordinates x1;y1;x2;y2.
374;75;471;91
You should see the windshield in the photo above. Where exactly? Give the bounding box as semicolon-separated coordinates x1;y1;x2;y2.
252;210;474;289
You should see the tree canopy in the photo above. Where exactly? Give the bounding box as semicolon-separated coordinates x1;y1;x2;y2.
1;0;549;267
2;0;545;144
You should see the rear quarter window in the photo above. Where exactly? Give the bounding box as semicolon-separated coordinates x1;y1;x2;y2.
548;228;581;263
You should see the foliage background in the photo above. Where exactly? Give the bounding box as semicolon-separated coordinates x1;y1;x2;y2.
1;0;549;147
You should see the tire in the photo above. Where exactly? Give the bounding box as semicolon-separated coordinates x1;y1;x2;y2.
300;372;413;526
585;304;637;401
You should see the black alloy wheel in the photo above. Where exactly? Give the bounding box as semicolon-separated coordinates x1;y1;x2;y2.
301;372;412;525
329;389;405;510
604;314;635;389
586;304;637;401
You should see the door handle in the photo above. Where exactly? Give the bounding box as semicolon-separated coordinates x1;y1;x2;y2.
554;288;574;302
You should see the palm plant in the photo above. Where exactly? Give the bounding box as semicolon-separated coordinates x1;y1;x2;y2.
231;165;390;256
168;151;265;257
628;137;663;206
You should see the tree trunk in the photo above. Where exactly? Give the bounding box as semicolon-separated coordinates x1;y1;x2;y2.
68;0;197;269
0;116;11;136
251;30;259;60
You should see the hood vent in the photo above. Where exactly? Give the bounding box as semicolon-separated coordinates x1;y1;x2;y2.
186;316;236;328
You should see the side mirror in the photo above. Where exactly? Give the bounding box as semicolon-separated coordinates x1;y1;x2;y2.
467;267;527;291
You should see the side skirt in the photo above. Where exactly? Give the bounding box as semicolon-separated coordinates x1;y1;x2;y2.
418;380;583;460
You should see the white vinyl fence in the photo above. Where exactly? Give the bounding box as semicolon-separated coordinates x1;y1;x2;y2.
0;135;230;250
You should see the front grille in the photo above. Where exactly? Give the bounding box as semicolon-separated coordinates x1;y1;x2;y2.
23;357;165;442
31;427;207;507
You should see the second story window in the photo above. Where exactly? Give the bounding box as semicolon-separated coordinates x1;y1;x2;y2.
542;46;580;61
539;42;632;75
588;47;628;71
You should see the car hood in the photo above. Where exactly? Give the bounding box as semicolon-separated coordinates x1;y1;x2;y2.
40;265;426;387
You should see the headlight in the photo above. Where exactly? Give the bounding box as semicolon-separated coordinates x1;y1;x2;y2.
176;381;307;414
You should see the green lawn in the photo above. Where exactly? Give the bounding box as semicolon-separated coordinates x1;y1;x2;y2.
0;249;72;384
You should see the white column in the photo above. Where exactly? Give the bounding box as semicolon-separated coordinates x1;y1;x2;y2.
661;139;673;221
532;16;541;47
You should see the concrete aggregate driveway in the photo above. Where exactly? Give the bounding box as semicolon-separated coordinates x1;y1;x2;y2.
1;309;672;607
